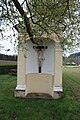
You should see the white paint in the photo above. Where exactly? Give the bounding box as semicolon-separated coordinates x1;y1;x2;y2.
16;85;26;90
26;41;54;75
53;86;63;92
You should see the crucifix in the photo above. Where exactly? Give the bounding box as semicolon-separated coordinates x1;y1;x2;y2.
33;40;48;73
38;48;43;73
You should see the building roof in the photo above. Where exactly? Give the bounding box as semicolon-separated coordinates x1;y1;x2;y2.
70;52;80;57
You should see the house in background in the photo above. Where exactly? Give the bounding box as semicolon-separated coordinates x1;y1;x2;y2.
68;52;80;66
15;32;63;99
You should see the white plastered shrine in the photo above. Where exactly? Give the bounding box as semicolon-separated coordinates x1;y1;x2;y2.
15;32;63;99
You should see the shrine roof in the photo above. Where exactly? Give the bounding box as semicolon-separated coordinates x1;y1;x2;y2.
18;32;60;43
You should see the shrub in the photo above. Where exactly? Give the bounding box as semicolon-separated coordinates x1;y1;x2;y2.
0;65;17;74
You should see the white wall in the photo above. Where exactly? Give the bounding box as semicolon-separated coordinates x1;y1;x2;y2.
26;41;38;74
26;41;54;75
42;41;54;75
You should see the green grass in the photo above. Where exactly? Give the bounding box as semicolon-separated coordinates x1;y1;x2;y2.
63;67;80;91
0;69;80;120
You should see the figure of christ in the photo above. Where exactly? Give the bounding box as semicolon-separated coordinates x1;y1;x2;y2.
38;48;43;73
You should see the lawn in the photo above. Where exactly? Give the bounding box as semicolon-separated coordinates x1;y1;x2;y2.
0;67;80;120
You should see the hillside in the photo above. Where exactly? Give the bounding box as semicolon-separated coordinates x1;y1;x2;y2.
0;53;17;65
0;53;17;61
0;60;17;65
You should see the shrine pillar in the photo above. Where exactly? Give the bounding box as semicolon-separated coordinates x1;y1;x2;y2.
53;42;63;99
15;33;26;97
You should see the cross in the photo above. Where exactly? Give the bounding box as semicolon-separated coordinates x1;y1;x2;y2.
38;48;43;73
33;41;48;73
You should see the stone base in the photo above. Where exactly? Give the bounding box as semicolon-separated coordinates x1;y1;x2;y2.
14;85;26;98
15;90;25;98
26;93;52;99
53;86;63;99
14;85;63;99
14;90;63;99
53;91;63;99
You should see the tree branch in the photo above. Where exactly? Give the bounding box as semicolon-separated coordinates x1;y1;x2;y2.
3;0;19;32
0;4;6;10
67;0;71;19
25;0;49;34
21;0;26;6
12;0;36;44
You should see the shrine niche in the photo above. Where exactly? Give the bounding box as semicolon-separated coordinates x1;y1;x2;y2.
15;32;63;99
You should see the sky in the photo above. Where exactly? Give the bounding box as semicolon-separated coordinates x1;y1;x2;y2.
0;39;17;55
0;0;23;55
0;25;18;55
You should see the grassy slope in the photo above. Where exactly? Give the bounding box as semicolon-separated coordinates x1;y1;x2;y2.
0;68;80;120
0;60;17;65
